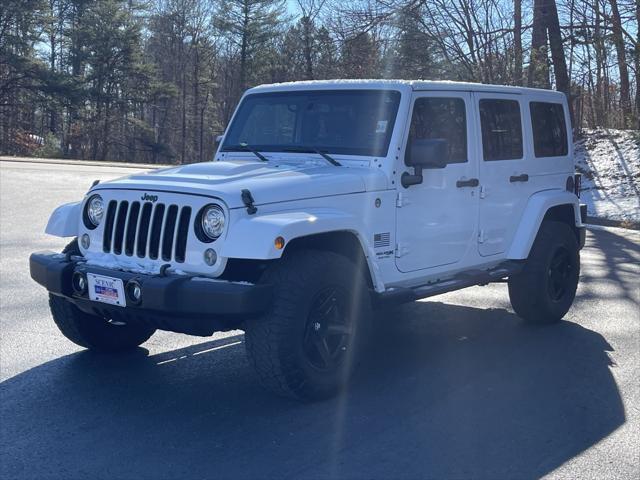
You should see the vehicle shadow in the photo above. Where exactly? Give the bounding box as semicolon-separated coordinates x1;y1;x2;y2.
579;227;640;305
0;302;623;480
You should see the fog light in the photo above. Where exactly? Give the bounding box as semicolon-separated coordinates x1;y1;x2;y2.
81;233;90;249
204;248;217;266
72;272;87;294
132;284;141;301
126;281;142;304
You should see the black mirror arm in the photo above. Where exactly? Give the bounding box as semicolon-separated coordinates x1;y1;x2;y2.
401;165;423;188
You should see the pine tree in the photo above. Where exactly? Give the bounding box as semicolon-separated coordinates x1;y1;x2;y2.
213;0;286;94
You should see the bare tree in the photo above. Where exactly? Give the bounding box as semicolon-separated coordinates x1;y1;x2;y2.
609;0;632;126
514;0;523;85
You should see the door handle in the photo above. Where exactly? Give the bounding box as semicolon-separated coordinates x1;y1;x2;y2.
456;178;479;188
510;173;529;183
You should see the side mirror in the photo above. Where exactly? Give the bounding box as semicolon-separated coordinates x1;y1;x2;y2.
402;138;448;187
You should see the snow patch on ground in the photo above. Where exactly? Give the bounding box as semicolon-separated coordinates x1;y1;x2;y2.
574;128;640;225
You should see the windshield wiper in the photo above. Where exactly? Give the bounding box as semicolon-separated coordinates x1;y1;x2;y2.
222;143;268;162
282;147;341;166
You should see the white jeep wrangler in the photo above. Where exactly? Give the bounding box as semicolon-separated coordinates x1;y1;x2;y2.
31;80;585;400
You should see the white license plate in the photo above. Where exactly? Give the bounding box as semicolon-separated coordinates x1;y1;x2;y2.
87;273;126;307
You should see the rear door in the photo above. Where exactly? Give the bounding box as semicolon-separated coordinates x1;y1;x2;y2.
475;93;535;256
395;91;479;272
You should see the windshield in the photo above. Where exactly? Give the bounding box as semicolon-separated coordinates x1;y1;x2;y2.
222;89;401;157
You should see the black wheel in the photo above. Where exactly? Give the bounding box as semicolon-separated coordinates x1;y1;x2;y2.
244;250;371;400
48;239;155;352
62;238;80;255
508;221;580;324
49;295;155;352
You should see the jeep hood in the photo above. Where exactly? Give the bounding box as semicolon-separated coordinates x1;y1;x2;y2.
93;160;388;208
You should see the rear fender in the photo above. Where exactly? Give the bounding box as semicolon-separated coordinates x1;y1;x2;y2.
508;190;581;259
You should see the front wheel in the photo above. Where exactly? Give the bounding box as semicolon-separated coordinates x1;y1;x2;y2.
508;221;580;324
48;239;155;351
244;250;371;400
49;295;156;352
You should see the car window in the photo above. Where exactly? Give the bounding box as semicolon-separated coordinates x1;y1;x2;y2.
530;101;568;157
406;97;467;166
223;90;401;157
479;99;523;161
235;102;296;145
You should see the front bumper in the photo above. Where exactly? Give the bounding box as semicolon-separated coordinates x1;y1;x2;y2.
29;252;272;336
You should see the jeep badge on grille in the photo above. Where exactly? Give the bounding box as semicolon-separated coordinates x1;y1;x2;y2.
141;193;158;202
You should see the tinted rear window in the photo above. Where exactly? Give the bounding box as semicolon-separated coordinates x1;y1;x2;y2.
530;102;568;157
479;99;523;161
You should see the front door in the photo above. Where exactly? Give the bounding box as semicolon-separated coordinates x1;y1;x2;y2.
395;91;479;273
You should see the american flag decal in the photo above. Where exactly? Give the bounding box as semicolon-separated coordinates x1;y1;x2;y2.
374;232;391;248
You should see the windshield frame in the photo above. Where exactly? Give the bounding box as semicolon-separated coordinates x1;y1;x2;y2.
221;89;402;158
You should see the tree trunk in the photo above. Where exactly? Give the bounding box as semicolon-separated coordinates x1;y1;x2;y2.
513;0;523;86
302;16;314;80
102;93;111;161
181;68;187;163
239;1;250;92
609;0;632;127
593;1;605;125
585;30;596;128
634;0;639;128
545;0;573;125
48;25;57;135
193;45;200;162
528;0;550;88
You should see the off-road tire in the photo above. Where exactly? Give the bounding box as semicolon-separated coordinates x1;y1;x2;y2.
508;220;580;324
50;295;155;351
244;250;371;400
49;239;155;352
62;238;80;255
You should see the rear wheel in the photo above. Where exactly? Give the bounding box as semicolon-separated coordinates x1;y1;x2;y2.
508;221;580;324
244;250;371;400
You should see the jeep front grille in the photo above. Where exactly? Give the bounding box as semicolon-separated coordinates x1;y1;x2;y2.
102;200;192;263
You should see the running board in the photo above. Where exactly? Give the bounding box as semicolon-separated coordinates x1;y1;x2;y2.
376;261;524;306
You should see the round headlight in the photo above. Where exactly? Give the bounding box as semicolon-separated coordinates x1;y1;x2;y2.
200;204;225;241
85;194;104;228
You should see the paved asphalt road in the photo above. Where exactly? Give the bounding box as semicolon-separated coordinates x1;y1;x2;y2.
1;160;638;480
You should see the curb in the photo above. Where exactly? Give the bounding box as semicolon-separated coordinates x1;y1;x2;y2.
585;216;639;231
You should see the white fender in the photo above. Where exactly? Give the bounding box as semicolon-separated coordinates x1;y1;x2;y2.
220;208;383;290
508;190;582;259
45;201;82;237
221;208;361;259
